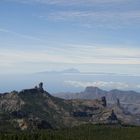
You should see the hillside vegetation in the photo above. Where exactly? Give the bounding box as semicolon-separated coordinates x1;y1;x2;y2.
0;124;140;140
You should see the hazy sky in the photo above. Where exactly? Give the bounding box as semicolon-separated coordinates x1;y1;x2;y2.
0;0;140;74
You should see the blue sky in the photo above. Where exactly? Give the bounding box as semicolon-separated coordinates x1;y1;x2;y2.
0;0;140;75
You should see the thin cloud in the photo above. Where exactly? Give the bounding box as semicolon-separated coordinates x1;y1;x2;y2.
4;0;133;5
0;28;44;42
0;44;140;67
0;46;140;74
4;0;140;27
46;10;140;26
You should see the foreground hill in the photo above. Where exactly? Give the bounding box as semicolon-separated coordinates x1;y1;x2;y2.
0;124;140;140
0;83;139;132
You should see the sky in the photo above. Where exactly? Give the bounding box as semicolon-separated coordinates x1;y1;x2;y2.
0;0;140;75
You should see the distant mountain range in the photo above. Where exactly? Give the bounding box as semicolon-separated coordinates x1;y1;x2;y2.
1;83;140;132
38;68;140;76
38;68;80;74
55;87;140;115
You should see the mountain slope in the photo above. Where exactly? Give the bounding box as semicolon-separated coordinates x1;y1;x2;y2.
55;87;140;115
0;83;139;132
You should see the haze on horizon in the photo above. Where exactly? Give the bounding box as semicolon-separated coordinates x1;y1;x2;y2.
0;0;140;93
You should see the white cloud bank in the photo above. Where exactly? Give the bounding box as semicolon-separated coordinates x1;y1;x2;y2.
65;80;140;90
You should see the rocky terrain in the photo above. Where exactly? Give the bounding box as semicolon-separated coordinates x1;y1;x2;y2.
0;83;139;132
55;86;140;115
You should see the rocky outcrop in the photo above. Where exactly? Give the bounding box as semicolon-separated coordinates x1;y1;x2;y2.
116;98;121;108
38;82;44;93
21;82;45;94
84;87;107;96
108;110;118;123
55;87;140;115
0;92;25;111
101;96;107;107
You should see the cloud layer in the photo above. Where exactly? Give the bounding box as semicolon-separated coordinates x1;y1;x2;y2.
48;10;140;25
5;0;140;27
6;0;133;5
0;44;140;68
65;80;140;90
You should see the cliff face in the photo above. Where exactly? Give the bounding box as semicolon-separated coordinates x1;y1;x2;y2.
0;83;137;131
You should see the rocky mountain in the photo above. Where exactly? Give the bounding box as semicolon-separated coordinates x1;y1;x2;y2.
38;68;80;74
55;86;140;115
0;83;139;132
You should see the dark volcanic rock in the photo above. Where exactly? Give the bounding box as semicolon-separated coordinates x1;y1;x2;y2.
101;96;107;107
108;110;118;123
37;120;52;129
38;82;44;93
73;111;92;117
11;110;28;118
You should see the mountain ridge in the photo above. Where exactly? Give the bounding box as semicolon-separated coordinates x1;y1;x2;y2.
55;86;140;115
37;68;80;74
0;83;139;132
